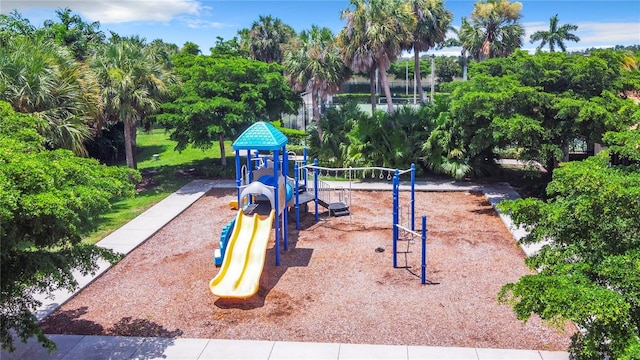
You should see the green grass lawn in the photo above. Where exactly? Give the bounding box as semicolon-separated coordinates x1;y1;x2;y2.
83;128;234;245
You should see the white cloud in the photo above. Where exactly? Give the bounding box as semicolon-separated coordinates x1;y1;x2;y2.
184;18;228;29
2;0;203;23
576;21;640;45
522;21;547;39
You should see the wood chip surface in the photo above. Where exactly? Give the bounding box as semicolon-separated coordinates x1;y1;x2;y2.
40;189;575;350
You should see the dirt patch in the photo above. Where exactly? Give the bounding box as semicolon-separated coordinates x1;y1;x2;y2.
40;189;575;350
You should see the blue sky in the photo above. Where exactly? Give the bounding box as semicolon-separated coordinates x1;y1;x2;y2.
3;0;639;56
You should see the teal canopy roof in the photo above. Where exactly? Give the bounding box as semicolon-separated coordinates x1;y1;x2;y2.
232;121;288;150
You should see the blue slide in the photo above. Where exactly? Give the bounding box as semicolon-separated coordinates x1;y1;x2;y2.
214;217;236;266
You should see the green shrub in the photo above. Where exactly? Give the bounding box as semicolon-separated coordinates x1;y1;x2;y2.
271;120;308;146
333;93;372;104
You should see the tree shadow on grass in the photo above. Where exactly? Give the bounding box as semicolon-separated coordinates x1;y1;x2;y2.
137;144;170;163
133;157;236;197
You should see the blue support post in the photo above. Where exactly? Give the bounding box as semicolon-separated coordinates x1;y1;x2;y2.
421;215;427;285
274;150;280;266
394;168;399;230
294;163;300;230
303;148;308;189
392;173;399;268
314;158;319;222
395;168;400;265
235;151;241;205
283;148;288;251
411;163;416;232
246;150;252;184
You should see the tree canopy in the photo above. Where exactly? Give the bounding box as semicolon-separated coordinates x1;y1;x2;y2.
41;7;105;60
462;0;525;61
424;50;640;178
157;50;300;165
0;102;139;352
0;31;100;156
497;131;640;359
283;25;350;138
434;56;461;82
401;0;452;102
238;15;295;63
338;0;414;114
91;35;176;169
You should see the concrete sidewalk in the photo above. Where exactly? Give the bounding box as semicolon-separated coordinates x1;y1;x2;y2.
3;336;569;360
1;179;568;360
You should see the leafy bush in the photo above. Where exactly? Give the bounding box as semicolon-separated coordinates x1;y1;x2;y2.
304;100;445;171
498;144;640;359
272;121;307;146
333;93;373;104
0;102;139;352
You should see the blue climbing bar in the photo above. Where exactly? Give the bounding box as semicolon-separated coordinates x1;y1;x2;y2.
421;215;427;285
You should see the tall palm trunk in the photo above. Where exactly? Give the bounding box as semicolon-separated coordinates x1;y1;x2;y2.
414;50;425;102
480;39;491;61
377;63;395;114
123;118;136;169
130;121;138;167
311;88;323;139
369;72;377;114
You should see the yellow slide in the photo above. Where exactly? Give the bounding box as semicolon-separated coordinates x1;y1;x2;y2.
209;209;274;299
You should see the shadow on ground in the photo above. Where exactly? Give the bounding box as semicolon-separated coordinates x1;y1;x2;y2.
40;307;183;338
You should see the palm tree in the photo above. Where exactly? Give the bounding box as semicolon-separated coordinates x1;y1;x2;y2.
0;11;36;46
283;26;350;138
439;18;478;81
239;15;295;63
42;8;105;60
0;33;99;155
401;0;452;103
339;0;414;114
530;14;580;52
620;53;639;71
469;0;525;61
91;36;175;169
457;17;485;63
337;4;378;114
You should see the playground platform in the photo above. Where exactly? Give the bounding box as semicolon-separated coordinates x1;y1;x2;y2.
1;179;567;360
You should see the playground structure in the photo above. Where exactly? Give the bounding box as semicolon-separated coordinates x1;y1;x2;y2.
209;121;293;299
294;162;428;284
210;122;429;299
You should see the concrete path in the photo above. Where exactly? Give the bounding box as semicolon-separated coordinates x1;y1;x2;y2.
2;179;567;360
2;336;569;360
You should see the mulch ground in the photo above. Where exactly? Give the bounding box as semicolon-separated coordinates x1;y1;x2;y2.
40;189;575;351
